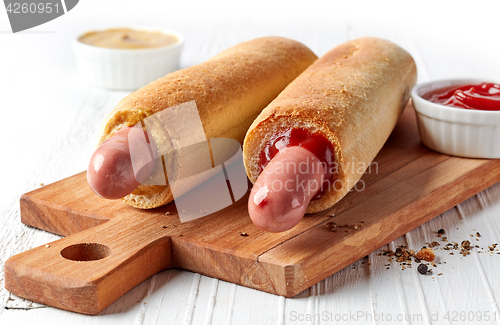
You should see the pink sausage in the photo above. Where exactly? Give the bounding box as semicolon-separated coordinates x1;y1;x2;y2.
248;146;325;232
87;127;155;199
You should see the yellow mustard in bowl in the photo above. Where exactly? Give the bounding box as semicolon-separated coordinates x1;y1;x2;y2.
78;28;178;50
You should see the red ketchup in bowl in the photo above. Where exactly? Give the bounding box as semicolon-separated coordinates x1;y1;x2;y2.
259;128;335;200
423;83;500;111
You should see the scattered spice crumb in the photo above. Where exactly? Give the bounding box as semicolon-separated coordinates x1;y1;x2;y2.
461;240;471;249
239;232;249;237
165;211;170;215
39;183;44;186
428;241;440;248
343;227;498;275
162;226;168;229
326;222;338;232
461;240;472;256
329;213;335;217
417;263;428;275
416;247;435;262
45;244;50;248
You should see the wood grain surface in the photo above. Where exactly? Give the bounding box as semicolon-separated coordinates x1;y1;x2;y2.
5;105;500;314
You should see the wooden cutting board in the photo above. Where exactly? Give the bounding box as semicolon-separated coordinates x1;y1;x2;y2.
5;105;500;315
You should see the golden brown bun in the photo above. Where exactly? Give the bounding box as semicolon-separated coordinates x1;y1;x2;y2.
243;37;417;213
96;36;318;209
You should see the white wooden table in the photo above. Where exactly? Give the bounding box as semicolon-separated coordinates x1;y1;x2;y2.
1;1;500;324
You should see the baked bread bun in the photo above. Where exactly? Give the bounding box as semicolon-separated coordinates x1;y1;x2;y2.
243;37;417;214
96;36;317;209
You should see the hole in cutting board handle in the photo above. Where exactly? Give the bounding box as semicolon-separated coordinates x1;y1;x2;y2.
60;243;111;261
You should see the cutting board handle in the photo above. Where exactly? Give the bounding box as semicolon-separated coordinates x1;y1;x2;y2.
4;216;172;315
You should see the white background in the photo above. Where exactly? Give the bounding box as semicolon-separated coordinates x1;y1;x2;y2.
1;0;500;324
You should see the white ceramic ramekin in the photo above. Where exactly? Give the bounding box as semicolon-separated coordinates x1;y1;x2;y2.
73;28;184;90
411;79;500;158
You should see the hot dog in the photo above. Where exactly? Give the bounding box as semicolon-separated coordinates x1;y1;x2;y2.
87;127;155;199
243;37;417;232
87;37;317;209
248;146;325;232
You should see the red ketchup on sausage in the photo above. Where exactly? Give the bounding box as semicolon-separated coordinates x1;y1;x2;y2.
248;128;334;232
423;83;500;111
